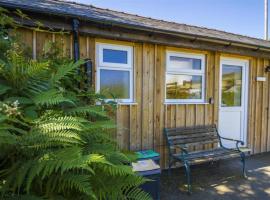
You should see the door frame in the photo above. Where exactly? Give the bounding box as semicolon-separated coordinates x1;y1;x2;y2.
218;57;249;146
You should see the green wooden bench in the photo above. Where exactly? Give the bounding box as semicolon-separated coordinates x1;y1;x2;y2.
164;124;248;193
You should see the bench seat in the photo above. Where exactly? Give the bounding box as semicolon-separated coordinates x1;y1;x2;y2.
173;148;241;165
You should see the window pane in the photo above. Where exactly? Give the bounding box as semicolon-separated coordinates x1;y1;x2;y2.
166;74;202;99
103;49;128;64
169;56;201;71
221;65;242;107
100;69;130;99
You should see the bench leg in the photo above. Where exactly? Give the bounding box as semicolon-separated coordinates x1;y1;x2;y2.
168;157;172;176
183;161;191;194
240;152;247;178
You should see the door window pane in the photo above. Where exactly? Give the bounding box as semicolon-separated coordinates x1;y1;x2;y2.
103;49;128;64
221;65;242;107
169;56;201;71
166;74;202;99
100;69;130;99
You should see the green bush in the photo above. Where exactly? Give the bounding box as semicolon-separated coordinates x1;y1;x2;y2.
0;8;150;200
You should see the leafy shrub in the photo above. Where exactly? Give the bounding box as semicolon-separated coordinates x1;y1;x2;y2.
0;8;150;200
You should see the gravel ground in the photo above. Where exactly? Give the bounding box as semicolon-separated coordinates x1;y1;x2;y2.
160;152;270;200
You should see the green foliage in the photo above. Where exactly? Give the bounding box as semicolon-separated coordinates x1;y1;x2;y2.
0;8;150;200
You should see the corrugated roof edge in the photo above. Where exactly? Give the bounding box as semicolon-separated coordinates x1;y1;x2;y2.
1;0;270;50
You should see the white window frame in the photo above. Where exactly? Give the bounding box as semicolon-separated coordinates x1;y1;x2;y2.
165;51;206;103
96;43;133;103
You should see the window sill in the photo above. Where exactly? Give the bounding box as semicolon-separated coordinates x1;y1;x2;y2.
117;102;138;105
164;102;209;105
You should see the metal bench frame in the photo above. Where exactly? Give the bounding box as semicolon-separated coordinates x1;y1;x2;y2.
164;124;247;194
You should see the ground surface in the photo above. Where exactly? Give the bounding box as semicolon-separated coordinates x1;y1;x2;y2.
160;152;270;200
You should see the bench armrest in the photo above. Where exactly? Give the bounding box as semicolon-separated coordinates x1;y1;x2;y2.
219;136;244;151
176;144;189;155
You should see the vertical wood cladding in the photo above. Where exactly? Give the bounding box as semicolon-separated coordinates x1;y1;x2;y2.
18;28;270;168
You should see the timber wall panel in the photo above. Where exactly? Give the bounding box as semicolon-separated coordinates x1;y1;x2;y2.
36;31;53;58
55;33;71;58
17;28;33;54
16;28;270;168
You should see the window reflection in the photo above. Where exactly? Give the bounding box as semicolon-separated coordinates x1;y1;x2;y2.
166;74;202;99
103;49;128;64
100;69;130;99
221;65;242;107
169;56;201;71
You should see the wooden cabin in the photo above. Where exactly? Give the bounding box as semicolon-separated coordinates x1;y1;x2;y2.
2;0;270;168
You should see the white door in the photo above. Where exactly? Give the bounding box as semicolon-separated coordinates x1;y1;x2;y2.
218;58;248;148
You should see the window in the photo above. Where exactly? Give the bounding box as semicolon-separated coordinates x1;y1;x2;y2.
96;43;133;102
165;51;205;103
221;64;242;107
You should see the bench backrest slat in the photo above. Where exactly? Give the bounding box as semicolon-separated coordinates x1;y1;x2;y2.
164;124;219;151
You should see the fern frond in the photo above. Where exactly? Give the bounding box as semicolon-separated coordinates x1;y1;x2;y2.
0;124;27;134
124;187;151;200
4;96;33;105
20;130;83;150
33;89;75;107
2;194;44;200
66;106;109;120
0;83;11;95
47;173;96;199
0;130;17;145
50;60;84;85
36;116;86;132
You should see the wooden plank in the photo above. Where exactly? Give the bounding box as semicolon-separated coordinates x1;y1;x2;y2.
204;52;214;149
154;45;166;168
116;105;130;150
195;105;204;126
172;137;219;146
213;52;220;125
267;59;270;152
142;43;150;150
176;105;186;127
79;35;87;59
17;28;33;55
88;37;96;88
254;58;262;153
170;105;176;128
123;105;130;150
129;105;138;150
186;105;195;127
185;104;195;151
134;43;143;150
33;30;36;59
169;132;218;141
148;44;155;150
211;52;220;150
196;105;205;151
248;58;255;153
36;31;53;59
261;59;268;152
55;33;71;58
70;34;73;59
166;126;216;135
163;104;169;168
116;105;123;149
153;44;157;151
